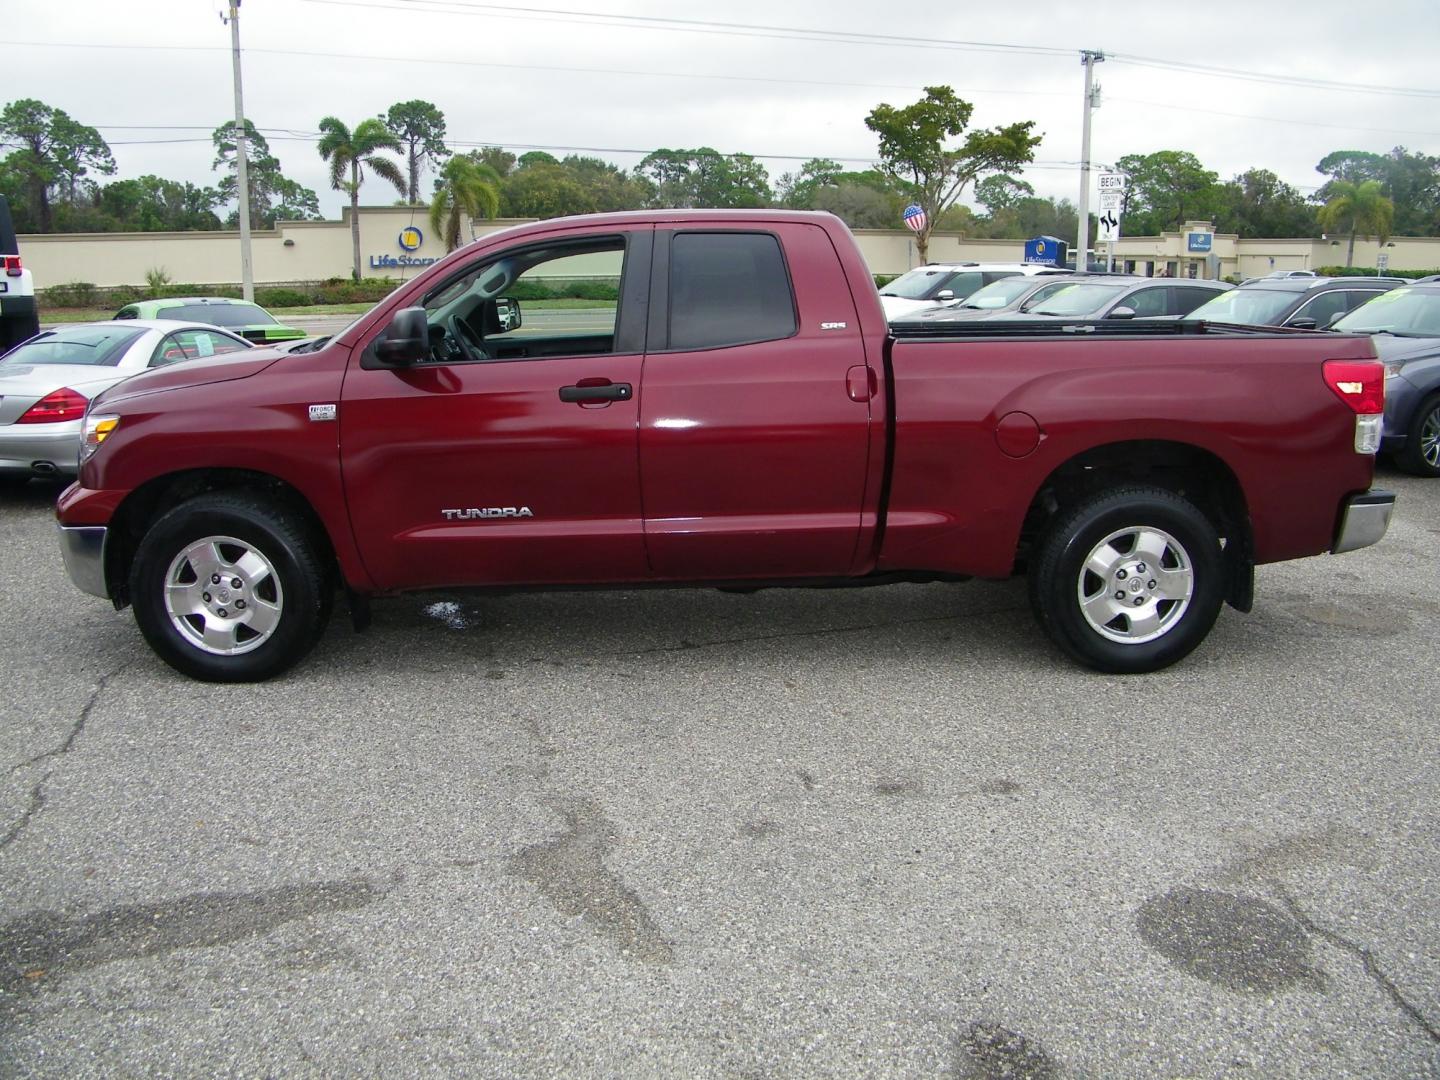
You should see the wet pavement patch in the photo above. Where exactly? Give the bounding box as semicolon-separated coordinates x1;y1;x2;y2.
509;798;674;964
1136;887;1318;993
0;879;383;1000
952;1021;1058;1079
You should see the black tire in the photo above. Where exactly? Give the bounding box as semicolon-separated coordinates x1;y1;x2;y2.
130;492;332;682
1028;486;1226;674
1396;394;1440;478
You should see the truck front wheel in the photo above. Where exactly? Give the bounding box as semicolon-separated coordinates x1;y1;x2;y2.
130;493;332;682
1029;487;1225;673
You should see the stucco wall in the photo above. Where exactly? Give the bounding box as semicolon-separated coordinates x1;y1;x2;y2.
17;207;1440;290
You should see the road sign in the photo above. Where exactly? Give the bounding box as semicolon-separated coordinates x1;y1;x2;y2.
1377;253;1390;271
1098;172;1126;194
1096;173;1124;242
1097;208;1121;243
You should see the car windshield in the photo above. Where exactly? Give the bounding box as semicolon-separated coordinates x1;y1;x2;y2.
1188;288;1297;325
1028;283;1127;316
168;303;278;327
960;277;1038;309
880;267;965;300
0;326;145;366
1333;289;1440;336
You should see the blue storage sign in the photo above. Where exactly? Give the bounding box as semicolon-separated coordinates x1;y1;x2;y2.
1025;235;1067;265
1186;232;1213;253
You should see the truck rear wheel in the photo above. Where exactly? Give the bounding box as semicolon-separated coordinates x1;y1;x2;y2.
1029;486;1225;673
130;493;332;682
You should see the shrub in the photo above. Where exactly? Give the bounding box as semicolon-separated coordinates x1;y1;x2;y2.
1315;266;1440;279
41;282;100;308
108;285;144;307
255;287;313;308
145;266;171;298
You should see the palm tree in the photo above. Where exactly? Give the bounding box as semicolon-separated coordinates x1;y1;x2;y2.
429;155;502;252
1318;179;1394;268
317;116;407;280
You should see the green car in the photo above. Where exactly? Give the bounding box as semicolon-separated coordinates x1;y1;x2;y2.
114;297;306;345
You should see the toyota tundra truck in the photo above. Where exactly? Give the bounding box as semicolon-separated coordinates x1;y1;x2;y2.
54;210;1394;681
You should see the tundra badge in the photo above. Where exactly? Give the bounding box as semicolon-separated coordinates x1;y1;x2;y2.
442;507;535;520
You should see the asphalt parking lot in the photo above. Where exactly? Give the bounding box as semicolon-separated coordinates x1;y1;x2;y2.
2;468;1438;1078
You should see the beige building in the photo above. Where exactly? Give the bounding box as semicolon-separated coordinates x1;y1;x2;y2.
17;207;1440;290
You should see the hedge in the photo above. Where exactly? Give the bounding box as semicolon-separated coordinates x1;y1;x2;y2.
1315;266;1440;279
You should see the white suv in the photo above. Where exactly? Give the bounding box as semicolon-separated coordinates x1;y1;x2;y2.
0;196;38;353
878;262;1071;321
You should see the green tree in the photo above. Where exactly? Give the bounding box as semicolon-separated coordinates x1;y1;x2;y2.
1317;179;1394;266
317;115;407;279
1213;169;1317;239
211;119;321;228
384;99;449;204
974;173;1035;217
97;175;223;232
864;86;1040;263
637;148;772;208
1316;147;1440;236
776;158;843;209
430;154;501;251
502;162;594;218
1113;151;1220;234
0;98;114;231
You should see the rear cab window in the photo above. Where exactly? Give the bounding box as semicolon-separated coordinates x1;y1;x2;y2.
665;232;798;350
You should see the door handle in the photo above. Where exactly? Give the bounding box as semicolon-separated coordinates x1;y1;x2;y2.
559;380;632;403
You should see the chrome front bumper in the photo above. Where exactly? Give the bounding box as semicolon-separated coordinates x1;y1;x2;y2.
1333;490;1396;555
58;524;109;598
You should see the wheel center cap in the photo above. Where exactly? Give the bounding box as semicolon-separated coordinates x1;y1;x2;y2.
217;588;231;603
1128;578;1144;593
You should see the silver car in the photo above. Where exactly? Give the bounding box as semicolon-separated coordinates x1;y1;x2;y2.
0;320;252;486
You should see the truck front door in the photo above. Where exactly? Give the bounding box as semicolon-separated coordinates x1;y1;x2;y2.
340;229;652;590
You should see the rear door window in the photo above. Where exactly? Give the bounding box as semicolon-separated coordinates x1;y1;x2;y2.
667;232;797;350
1291;290;1350;327
1171;287;1224;317
1125;287;1173;317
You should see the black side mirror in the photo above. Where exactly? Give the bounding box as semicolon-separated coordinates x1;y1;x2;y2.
1286;316;1318;330
1107;305;1138;320
495;297;522;333
371;307;429;368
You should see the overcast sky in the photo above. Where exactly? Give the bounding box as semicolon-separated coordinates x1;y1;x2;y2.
6;0;1439;221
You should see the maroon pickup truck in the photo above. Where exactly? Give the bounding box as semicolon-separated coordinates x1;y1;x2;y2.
56;210;1394;681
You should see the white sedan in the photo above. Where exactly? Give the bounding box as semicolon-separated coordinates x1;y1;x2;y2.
0;319;252;486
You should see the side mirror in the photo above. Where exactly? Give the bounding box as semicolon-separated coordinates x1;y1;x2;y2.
372;307;429;367
934;289;955;302
1326;311;1347;329
1107;306;1138;320
1286;316;1318;330
495;297;522;333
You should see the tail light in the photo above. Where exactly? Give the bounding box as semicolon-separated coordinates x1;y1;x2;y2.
17;387;89;424
1;254;20;277
1323;359;1385;454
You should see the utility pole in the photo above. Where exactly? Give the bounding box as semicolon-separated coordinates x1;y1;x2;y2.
226;0;254;301
1076;49;1104;272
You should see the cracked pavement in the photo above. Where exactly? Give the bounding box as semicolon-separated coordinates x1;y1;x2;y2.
2;468;1438;1078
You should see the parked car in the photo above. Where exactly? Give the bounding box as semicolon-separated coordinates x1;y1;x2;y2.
0;320;251;486
1187;276;1404;329
115;297;306;344
58;210;1390;682
1331;281;1440;476
1003;275;1233;320
878;263;1070;320
0;195;39;353
897;274;1080;324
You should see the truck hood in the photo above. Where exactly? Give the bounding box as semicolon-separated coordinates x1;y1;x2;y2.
90;348;287;409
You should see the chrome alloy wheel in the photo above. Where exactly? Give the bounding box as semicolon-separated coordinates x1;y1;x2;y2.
1421;406;1440;469
1077;526;1194;644
163;535;284;656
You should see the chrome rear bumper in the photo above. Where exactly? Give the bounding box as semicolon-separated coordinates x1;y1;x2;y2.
1333;490;1396;555
58;524;109;598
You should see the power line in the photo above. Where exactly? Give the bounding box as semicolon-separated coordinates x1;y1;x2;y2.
299;0;1440;99
1107;97;1440;140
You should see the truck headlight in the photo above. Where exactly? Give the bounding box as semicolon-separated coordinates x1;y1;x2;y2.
80;414;120;462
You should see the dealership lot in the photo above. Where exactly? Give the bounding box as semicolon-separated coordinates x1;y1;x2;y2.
1;471;1437;1077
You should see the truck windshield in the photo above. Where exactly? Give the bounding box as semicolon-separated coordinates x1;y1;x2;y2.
1029;283;1127;317
1333;289;1440;336
881;267;966;300
1188;288;1297;325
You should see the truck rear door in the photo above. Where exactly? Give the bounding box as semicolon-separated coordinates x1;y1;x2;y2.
637;224;873;579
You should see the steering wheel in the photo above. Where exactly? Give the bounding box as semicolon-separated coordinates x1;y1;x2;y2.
447;314;489;361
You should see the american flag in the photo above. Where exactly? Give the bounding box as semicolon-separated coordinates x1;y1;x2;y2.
902;204;927;232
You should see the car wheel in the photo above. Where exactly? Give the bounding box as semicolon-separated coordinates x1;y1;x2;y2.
1029;486;1225;673
130;492;332;681
1396;394;1440;478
